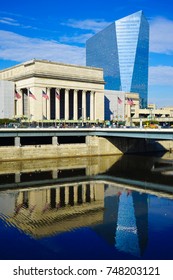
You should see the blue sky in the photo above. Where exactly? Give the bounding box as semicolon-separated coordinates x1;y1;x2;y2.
0;0;173;108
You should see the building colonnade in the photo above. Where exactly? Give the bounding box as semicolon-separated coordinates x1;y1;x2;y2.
15;86;97;122
15;183;104;212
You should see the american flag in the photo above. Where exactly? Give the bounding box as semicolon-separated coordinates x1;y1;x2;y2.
29;90;36;100
118;97;122;104
42;90;49;99
15;90;21;99
56;90;60;100
127;98;134;105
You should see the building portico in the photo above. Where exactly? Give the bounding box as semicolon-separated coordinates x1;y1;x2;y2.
0;59;105;122
16;86;99;122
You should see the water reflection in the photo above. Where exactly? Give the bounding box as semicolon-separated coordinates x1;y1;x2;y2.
1;183;103;235
0;152;173;260
0;155;121;188
0;182;149;258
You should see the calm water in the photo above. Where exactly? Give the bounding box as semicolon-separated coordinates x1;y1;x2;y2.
0;152;173;260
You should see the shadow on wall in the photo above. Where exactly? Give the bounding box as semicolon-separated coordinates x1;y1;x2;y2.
106;137;170;154
104;96;112;121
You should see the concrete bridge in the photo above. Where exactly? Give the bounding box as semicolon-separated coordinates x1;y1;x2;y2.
0;127;173;161
0;127;173;139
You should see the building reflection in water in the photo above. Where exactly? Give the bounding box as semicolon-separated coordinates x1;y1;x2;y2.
115;191;148;257
6;182;105;239
92;185;148;258
1;180;148;258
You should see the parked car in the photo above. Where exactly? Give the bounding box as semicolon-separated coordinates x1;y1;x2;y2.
7;123;20;128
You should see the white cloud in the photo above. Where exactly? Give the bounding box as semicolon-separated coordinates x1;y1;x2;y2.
0;30;85;66
62;19;111;33
60;33;94;44
59;18;112;45
150;17;173;54
0;17;20;26
0;15;40;30
149;66;173;86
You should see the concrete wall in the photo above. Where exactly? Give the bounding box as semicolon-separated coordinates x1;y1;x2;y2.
107;137;173;154
0;135;172;161
0;137;122;161
104;90;125;121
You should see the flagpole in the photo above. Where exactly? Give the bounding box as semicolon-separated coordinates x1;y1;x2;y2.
54;89;56;127
46;87;47;120
28;88;30;127
130;104;132;127
42;90;43;128
117;97;118;125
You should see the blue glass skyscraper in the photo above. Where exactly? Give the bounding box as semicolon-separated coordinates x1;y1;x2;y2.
86;11;149;108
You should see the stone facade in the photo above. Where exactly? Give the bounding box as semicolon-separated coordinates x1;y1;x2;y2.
0;59;105;122
0;80;14;119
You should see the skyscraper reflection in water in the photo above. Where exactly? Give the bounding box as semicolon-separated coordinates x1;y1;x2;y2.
116;191;148;257
93;185;148;258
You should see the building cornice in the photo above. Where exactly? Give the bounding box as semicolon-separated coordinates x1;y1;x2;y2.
0;59;105;85
0;59;103;73
9;72;105;85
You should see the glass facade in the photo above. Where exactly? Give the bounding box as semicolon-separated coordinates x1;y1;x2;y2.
86;11;149;108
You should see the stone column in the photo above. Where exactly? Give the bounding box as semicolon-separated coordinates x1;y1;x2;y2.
55;88;60;120
74;185;78;204
15;136;20;147
42;88;47;120
52;136;58;145
73;89;78;120
29;191;37;211
65;89;69;120
16;192;23;206
28;87;37;122
46;88;51;120
52;170;58;179
56;187;60;208
41;89;47;120
15;173;21;183
90;91;95;121
82;184;86;203
47;189;51;205
82;90;86;121
90;183;95;201
27;88;30;119
65;186;69;205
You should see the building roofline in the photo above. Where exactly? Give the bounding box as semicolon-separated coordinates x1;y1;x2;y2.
86;10;148;43
0;59;103;73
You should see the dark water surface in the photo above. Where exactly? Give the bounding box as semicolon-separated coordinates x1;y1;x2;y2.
0;152;173;260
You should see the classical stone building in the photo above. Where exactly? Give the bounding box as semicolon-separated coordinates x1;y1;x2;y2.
0;59;105;122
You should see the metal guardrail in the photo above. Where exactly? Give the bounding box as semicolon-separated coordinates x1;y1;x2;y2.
0;127;173;140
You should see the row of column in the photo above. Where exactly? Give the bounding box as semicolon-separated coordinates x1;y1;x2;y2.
49;88;96;121
16;183;101;211
16;87;96;121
